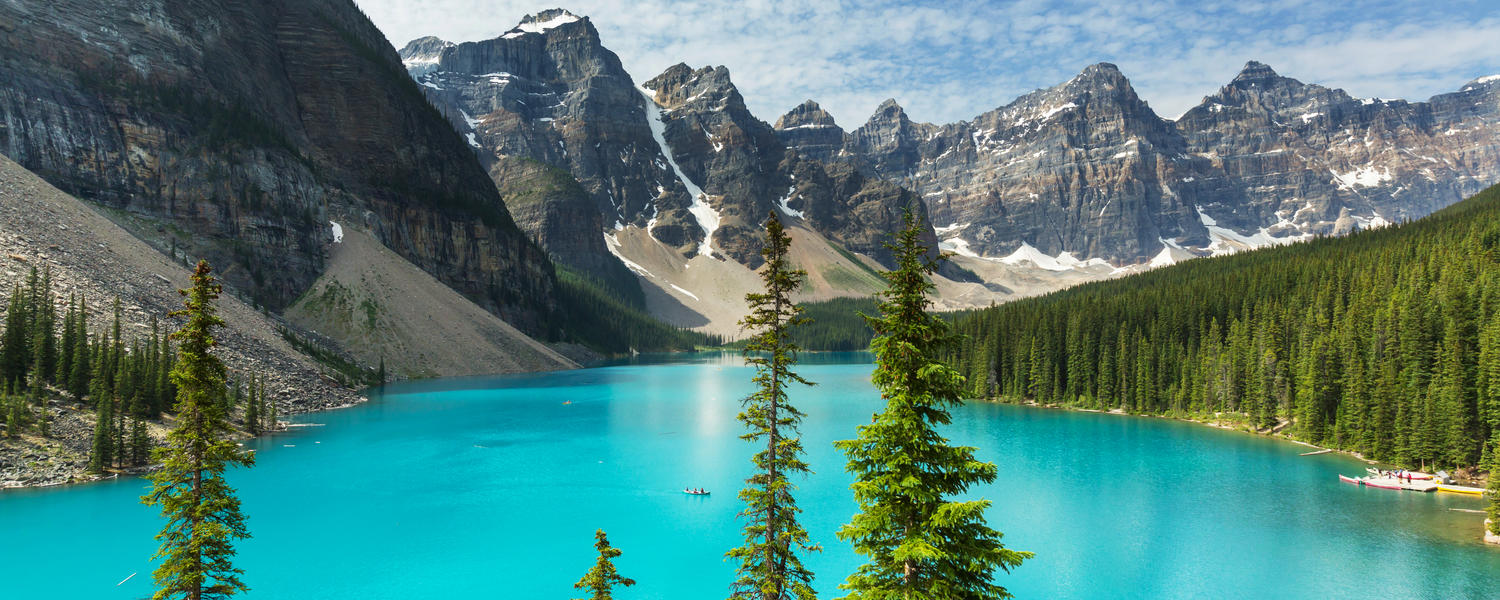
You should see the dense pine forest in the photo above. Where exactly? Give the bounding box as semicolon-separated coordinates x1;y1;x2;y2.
0;266;272;470
787;297;879;351
555;265;720;354
950;184;1500;473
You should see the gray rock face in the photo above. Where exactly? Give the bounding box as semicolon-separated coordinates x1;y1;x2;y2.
773;100;846;164
399;36;453;78
404;18;940;272
642;63;793;265
787;61;1500;264
401;10;706;270
0;0;559;334
1174;62;1500;238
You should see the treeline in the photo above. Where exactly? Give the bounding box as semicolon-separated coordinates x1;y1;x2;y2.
1;266;273;471
789;296;878;351
950;184;1500;472
554;266;721;354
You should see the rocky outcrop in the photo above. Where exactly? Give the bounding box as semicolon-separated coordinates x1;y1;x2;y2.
401;11;705;271
400;36;453;78
793;61;1500;265
780;155;941;268
773;101;846;164
0;0;558;335
642;64;795;265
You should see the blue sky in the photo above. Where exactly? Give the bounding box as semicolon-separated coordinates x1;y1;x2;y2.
357;0;1500;127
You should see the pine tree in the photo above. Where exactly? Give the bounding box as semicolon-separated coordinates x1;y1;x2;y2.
68;298;91;398
141;261;254;600
57;294;76;385
89;394;114;472
265;391;276;433
727;214;819;600
1;284;30;385
572;529;636;600
244;374;261;436
1488;428;1500;536
130;417;150;467
835;212;1031;600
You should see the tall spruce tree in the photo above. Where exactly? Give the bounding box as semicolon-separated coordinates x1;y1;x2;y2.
1;284;30;386
88;394;114;472
68;297;91;399
572;529;636;600
835;212;1031;600
141;261;254;600
244;374;261;436
727;214;819;600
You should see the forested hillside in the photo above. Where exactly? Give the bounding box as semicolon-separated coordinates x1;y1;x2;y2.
950;184;1500;471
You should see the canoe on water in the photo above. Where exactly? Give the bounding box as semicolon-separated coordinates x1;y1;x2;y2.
1339;475;1362;485
682;489;710;495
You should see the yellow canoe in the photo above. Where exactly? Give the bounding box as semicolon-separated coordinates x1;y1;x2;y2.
1435;484;1486;496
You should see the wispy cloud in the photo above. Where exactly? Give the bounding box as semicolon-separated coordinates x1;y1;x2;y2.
356;0;1500;125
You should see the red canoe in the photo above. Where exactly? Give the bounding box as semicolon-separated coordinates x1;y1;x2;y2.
1338;475;1361;485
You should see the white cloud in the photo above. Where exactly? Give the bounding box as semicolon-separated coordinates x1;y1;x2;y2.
355;0;1500;126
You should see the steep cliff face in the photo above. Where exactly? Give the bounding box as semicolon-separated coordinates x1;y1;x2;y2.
795;64;1216;264
0;0;557;334
773;100;845;164
402;11;705;276
792;61;1500;266
402;13;939;274
1175;62;1500;239
641;63;794;265
399;35;453;78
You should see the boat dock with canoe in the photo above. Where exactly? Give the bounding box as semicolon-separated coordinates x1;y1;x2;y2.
1338;475;1440;492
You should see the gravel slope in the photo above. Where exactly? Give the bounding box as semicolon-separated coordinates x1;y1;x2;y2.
285;226;577;378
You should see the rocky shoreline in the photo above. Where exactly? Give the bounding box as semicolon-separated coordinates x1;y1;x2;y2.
1;385;364;490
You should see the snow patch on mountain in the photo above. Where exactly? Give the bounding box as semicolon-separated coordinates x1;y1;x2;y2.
502;11;581;39
1331;165;1393;190
1197;207;1311;256
640;86;720;256
604;232;655;278
999;242;1075;271
774;187;803;219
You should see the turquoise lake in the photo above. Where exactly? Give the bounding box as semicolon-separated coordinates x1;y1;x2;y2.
1;352;1496;598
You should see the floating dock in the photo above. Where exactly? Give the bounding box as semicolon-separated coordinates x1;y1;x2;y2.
1365;477;1438;492
1340;475;1438;492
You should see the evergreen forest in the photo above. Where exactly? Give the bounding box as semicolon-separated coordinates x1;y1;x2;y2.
949;183;1500;472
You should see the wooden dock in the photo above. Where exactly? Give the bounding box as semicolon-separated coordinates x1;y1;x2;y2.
1361;476;1438;492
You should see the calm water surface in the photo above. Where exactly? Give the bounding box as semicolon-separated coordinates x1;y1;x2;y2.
1;352;1496;599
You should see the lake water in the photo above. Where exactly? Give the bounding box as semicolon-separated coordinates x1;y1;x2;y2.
1;352;1496;599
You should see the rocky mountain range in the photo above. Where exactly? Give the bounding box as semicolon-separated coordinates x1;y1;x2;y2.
785;62;1500;266
402;9;1500;332
400;10;937;278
